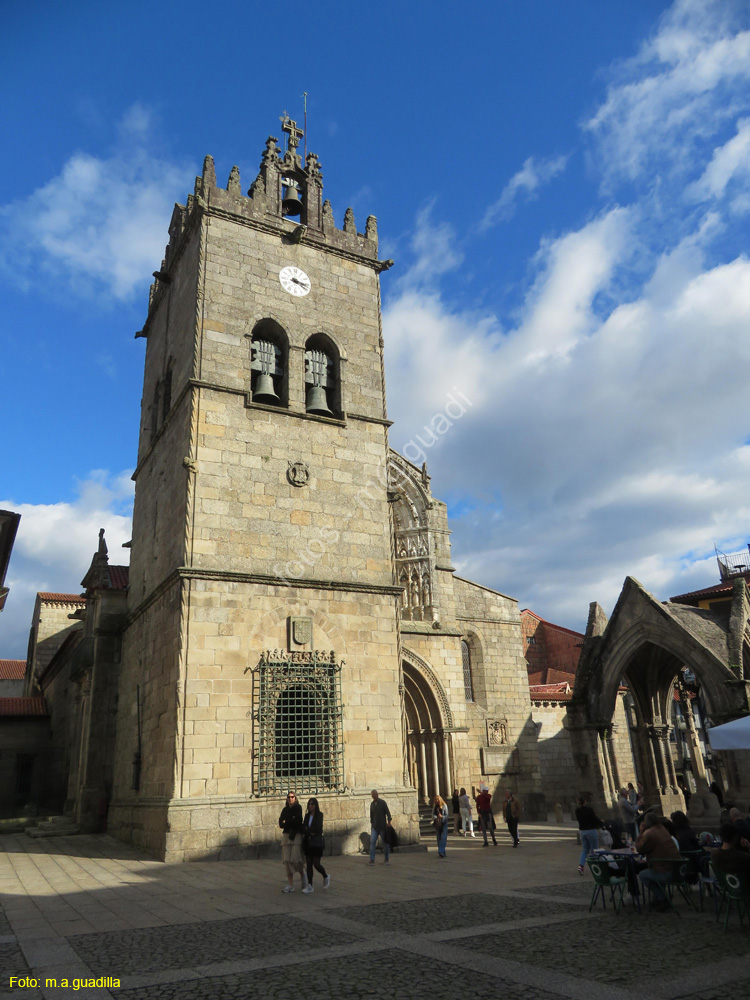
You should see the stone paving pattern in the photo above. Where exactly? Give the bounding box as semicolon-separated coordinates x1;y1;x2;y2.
116;950;568;1000
2;825;750;1000
68;914;361;975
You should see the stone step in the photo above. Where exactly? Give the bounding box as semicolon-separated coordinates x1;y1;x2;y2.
25;816;79;838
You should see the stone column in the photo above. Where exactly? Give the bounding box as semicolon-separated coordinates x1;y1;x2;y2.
599;729;616;803
678;682;708;788
606;728;622;791
419;736;429;804
430;737;441;799
442;735;452;797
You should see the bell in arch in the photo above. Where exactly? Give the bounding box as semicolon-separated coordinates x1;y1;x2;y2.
253;372;279;404
306;384;332;416
282;180;303;217
251;337;282;405
305;346;334;416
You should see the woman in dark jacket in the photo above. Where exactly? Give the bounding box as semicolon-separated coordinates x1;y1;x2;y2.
301;797;330;893
279;791;306;893
575;795;603;875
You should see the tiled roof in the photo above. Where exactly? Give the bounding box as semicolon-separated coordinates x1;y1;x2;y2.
527;668;577;686
520;609;584;639
0;659;26;680
0;696;48;717
669;581;743;604
109;565;129;590
529;684;572;702
38;592;86;603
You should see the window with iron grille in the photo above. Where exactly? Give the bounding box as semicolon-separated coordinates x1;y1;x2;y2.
253;652;344;796
461;640;474;702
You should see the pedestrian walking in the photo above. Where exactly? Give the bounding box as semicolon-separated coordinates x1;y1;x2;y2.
504;787;521;847
451;788;461;835
575;794;603;875
368;789;392;864
476;785;497;846
301;797;330;893
458;787;475;837
279;791;307;892
432;795;449;857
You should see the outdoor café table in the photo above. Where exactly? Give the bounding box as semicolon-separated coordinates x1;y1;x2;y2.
592;847;644;912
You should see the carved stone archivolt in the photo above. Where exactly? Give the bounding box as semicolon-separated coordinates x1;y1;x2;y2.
401;647;454;729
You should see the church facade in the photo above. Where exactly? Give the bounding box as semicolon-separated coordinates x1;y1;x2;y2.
25;125;542;861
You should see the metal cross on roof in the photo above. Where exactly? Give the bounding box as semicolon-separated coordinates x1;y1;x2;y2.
280;112;304;150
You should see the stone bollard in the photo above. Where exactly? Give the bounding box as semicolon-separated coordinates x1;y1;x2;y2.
554;802;564;823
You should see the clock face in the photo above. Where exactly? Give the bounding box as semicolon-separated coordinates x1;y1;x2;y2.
279;265;311;297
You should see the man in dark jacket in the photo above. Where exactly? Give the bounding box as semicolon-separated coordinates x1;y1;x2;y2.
369;789;392;864
504;788;521;848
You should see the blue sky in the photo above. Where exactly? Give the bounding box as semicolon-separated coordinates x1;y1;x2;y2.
2;0;750;657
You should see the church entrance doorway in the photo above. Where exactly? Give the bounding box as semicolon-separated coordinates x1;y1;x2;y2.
403;661;452;804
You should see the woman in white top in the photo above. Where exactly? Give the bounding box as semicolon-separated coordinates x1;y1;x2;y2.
458;787;475;837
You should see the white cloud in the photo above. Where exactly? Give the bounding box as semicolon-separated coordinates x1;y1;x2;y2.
480;154;568;230
383;201;750;631
586;0;750;186
686;117;750;203
0;108;192;301
0;472;133;658
401;203;464;287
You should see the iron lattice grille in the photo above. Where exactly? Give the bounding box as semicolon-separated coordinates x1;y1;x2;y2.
253;651;344;796
461;640;474;702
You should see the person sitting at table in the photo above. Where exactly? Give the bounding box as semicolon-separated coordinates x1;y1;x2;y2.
728;807;750;848
711;822;750;881
670;810;700;852
636;813;680;911
661;818;680;850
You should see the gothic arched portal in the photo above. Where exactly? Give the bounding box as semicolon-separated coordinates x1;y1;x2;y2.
402;658;453;803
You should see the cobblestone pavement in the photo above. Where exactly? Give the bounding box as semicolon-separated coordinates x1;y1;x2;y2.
68;914;362;975
2;825;750;1000
117;949;568;1000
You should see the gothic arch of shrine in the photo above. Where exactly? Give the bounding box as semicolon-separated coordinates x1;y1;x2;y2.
402;647;454;802
566;576;750;815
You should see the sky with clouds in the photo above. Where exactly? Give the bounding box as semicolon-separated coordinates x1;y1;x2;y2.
2;0;750;657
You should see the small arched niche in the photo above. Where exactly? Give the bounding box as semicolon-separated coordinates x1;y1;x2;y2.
250;319;288;407
304;333;341;417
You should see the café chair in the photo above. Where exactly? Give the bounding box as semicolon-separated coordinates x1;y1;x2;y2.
698;859;724;915
714;869;750;931
586;855;628;914
646;858;695;915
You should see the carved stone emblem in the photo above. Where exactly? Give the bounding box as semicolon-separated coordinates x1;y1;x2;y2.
289;616;313;649
287;461;310;487
487;720;508;746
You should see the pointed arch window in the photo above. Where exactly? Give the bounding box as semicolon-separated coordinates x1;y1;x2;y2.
461;639;474;702
250;320;288;407
304;334;341;417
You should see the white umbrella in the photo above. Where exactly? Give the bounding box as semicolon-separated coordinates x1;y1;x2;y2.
708;716;750;751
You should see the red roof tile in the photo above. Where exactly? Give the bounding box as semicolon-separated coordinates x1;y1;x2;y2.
669;581;735;603
109;565;129;590
0;696;48;717
0;659;26;680
520;609;584;639
38;592;86;603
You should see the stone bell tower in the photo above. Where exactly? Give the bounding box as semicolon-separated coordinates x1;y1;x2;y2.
109;117;416;861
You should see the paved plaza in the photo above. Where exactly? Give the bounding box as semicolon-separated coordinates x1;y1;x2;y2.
1;823;749;1000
